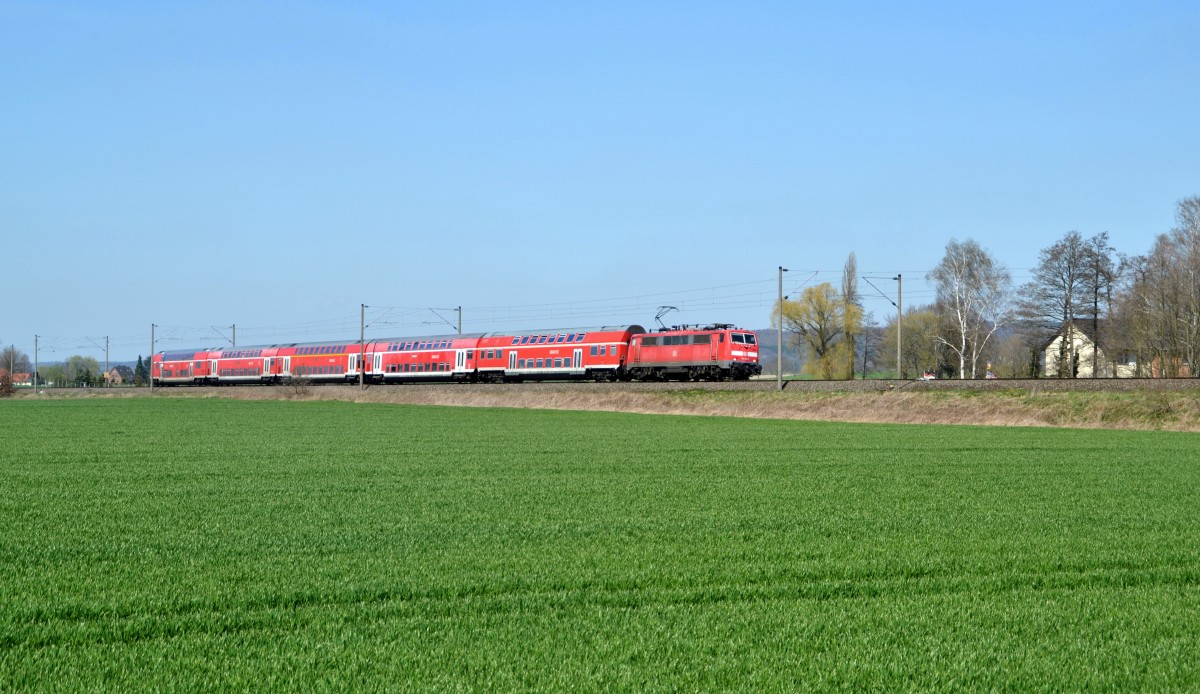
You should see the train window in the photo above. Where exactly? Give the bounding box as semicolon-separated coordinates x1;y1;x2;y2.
518;359;526;368
590;346;598;356
535;358;542;367
555;335;565;343
496;349;504;360
732;333;744;344
576;334;585;342
694;334;711;344
743;333;757;345
566;334;575;343
554;358;562;367
467;350;474;359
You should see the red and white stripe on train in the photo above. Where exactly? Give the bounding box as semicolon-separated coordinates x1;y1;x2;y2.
152;324;762;385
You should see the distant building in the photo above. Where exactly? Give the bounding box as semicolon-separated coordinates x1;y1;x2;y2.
0;369;32;386
105;365;135;385
1043;321;1136;378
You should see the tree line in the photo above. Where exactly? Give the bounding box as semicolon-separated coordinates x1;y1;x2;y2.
775;195;1200;379
0;347;154;394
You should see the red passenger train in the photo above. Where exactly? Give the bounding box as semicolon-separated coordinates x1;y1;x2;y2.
152;323;761;386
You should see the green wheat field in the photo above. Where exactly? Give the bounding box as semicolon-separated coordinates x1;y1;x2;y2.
2;398;1198;690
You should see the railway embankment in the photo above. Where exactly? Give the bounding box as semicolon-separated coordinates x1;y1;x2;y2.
28;378;1200;431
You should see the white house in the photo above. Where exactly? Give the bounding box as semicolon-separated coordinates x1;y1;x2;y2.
1043;321;1137;378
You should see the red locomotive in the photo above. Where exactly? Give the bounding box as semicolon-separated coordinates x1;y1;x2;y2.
627;324;761;381
152;323;761;386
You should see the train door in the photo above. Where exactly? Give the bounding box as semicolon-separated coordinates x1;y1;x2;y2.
631;337;641;364
264;357;272;377
283;357;291;377
374;353;383;374
348;353;358;376
509;351;518;370
456;350;466;371
574;348;582;369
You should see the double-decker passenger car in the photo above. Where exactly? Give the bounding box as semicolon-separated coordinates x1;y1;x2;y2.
369;334;483;383
477;325;643;382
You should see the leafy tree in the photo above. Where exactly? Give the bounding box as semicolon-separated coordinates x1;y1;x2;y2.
928;239;1012;379
41;364;65;387
64;355;102;386
134;356;149;386
780;282;850;379
880;306;945;378
842;253;862;378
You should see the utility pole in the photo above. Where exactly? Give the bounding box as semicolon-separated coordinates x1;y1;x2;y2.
359;304;366;390
778;266;787;391
105;336;109;386
232;324;236;348
34;335;39;393
894;274;903;379
456;306;462;335
150;324;156;391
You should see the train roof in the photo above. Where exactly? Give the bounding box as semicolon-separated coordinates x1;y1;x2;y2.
374;334;486;342
652;324;755;333
485;325;646;338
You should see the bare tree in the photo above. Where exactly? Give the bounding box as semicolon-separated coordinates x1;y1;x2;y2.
928;239;1012;379
1082;232;1118;377
1019;231;1090;377
2;345;32;376
1110;196;1200;377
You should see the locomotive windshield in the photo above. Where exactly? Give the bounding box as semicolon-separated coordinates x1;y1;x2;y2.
732;333;757;345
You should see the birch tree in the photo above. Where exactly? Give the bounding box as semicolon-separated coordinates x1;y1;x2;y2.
928;239;1012;379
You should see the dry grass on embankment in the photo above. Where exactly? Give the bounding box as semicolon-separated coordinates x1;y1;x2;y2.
29;380;1200;431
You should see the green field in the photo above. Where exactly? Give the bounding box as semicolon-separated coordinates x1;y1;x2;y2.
2;398;1198;690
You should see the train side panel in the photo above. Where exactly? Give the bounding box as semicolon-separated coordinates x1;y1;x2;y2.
628;327;761;381
478;325;644;382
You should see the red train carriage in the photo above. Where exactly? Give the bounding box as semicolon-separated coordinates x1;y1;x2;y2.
476;325;645;382
207;345;281;384
367;334;485;383
271;342;365;383
627;325;761;381
153;349;221;385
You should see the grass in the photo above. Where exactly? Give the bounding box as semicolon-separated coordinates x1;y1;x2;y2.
2;398;1199;690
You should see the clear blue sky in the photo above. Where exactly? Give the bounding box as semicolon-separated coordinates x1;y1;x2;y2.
4;1;1198;361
